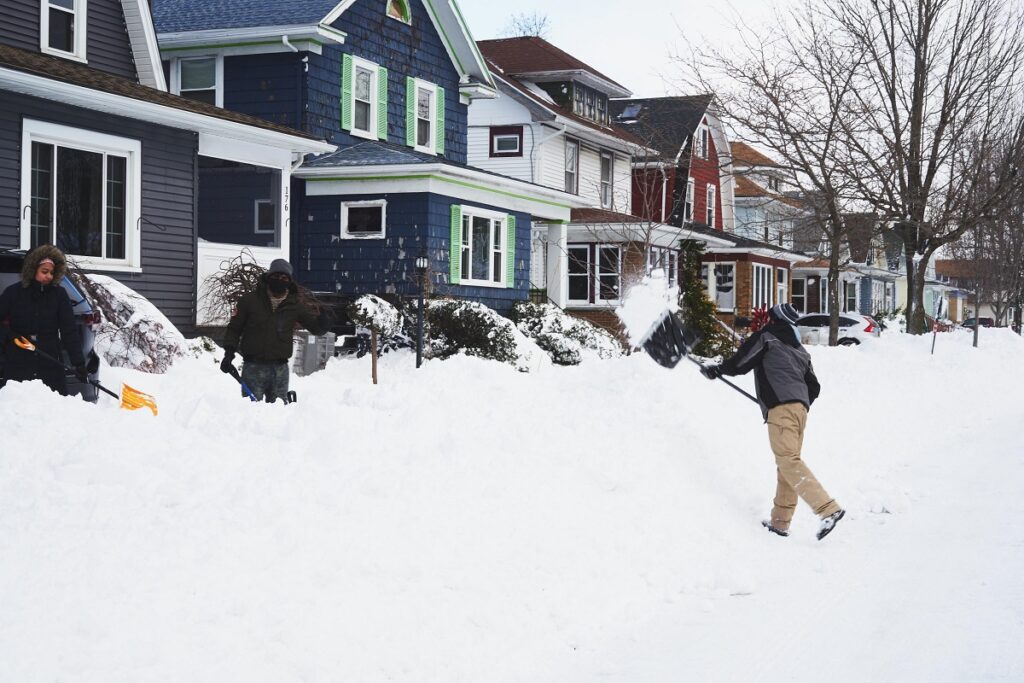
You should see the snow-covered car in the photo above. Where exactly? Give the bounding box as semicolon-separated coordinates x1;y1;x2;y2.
795;313;881;346
0;249;102;401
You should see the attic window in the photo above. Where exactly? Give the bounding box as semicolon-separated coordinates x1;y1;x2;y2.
386;0;411;23
41;0;87;62
618;104;642;121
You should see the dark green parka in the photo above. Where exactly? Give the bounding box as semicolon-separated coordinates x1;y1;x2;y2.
223;278;325;362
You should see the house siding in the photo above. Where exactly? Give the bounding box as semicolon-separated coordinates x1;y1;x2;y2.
295;191;531;314
302;0;466;162
223;52;305;131
689;118;723;230
0;0;137;81
0;91;198;329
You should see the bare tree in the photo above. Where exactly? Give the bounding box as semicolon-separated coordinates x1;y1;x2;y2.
502;11;552;39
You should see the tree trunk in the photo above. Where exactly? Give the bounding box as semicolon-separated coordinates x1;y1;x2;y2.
828;247;841;346
909;266;929;335
371;328;378;385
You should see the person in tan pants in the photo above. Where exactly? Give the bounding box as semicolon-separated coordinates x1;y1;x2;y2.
701;304;845;540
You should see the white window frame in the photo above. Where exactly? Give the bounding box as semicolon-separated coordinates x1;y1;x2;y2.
648;246;678;289
254;199;275;235
684;178;694;222
844;280;858;312
170;55;224;108
595;243;622;304
711;261;736;312
565;138;580;194
40;0;88;62
599;151;614;209
348;55;379;141
20;119;142;271
340;199;387;239
752;263;773;310
792;277;806;313
567;244;591;305
459;205;506;288
413;77;437;155
706;184;716;227
697;124;709;159
777;268;788;306
491;133;521;155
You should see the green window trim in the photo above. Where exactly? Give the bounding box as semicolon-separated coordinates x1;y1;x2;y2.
449;204;462;284
506;214;516;288
435;85;445;155
405;76;416;148
377;66;389;140
341;54;353;131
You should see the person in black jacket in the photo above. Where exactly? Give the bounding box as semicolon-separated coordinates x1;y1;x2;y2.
220;259;326;402
702;303;845;540
0;245;86;396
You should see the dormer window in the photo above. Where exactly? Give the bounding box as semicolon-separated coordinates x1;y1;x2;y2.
386;0;411;24
41;0;87;62
571;83;610;125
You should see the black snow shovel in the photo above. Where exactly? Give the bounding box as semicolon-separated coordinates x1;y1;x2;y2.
640;312;758;404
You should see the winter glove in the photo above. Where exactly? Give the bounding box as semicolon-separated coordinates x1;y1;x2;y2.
220;348;236;374
700;364;722;380
73;365;88;381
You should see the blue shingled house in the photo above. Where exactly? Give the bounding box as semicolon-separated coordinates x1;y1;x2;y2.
0;0;332;331
152;0;582;315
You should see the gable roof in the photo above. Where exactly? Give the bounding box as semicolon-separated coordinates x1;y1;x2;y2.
0;44;331;151
120;0;167;90
152;0;493;88
610;95;713;160
478;36;630;98
730;141;779;168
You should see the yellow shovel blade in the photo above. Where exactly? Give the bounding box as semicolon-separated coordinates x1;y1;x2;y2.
119;383;158;416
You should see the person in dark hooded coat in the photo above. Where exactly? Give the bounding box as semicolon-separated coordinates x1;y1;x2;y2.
701;303;846;540
220;259;327;402
0;245;86;395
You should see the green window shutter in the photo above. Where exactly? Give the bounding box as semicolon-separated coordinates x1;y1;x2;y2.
341;54;353;131
505;214;516;288
450;204;462;284
435;85;445;155
406;77;416;147
377;66;388;140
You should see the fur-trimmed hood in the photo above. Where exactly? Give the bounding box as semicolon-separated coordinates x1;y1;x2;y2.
20;245;68;287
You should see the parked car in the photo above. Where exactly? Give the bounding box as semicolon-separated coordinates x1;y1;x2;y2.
0;249;102;401
795;312;881;346
961;317;994;329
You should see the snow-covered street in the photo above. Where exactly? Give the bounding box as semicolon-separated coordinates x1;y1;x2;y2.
2;329;1022;682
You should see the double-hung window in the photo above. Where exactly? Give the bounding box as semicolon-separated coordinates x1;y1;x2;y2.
706;185;716;226
792;278;806;313
343;55;387;141
752;263;773;309
697;125;709;159
844;281;858;312
713;263;735;311
565;139;579;194
568;245;591;304
22;120;141;269
684;178;694;222
406;77;444;155
648;246;678;289
41;0;87;61
599;152;614;208
173;56;221;107
776;268;788;306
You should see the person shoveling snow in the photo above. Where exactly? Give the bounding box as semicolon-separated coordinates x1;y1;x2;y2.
619;275;845;541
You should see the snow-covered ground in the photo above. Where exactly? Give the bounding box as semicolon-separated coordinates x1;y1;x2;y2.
2;328;1022;681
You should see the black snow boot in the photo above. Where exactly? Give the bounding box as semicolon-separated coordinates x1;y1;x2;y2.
816;509;846;541
762;520;789;537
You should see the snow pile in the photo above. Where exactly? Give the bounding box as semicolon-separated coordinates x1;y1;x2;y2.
512;301;624;365
348;294;403;336
81;274;198;372
615;269;678;347
1;322;1023;681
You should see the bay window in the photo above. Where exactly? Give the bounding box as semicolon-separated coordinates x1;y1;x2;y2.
22;120;140;269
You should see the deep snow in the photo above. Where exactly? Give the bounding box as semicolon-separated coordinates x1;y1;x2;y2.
1;328;1022;681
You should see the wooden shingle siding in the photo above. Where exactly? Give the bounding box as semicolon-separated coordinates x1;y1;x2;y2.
0;0;137;81
0;92;198;330
224;53;304;130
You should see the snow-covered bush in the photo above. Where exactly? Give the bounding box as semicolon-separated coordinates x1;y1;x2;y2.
425;299;546;371
348;294;402;337
512;301;623;365
71;273;192;373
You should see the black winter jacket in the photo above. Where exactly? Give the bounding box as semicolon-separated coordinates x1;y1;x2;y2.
719;320;821;421
0;246;84;394
223;279;324;363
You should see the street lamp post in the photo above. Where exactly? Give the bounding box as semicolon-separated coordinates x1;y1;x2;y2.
415;250;428;368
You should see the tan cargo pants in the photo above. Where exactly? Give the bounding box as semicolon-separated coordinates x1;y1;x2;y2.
767;402;841;531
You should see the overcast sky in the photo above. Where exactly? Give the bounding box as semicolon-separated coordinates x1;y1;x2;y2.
458;0;798;98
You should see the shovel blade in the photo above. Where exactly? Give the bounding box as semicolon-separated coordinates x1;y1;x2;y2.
642;312;702;369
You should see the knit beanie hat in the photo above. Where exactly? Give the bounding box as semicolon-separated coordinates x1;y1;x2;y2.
268;259;293;278
770;303;801;325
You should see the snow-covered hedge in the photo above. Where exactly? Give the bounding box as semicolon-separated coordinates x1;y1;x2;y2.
425;299;546;372
348;294;402;337
512;302;624;365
